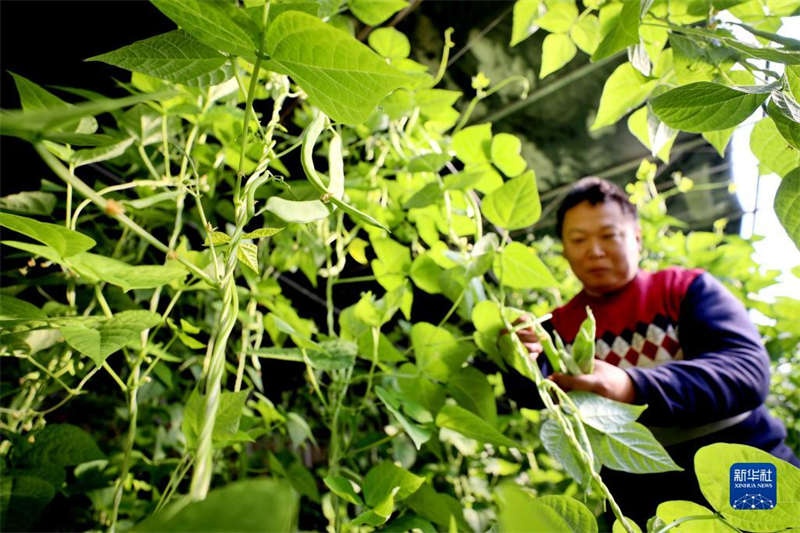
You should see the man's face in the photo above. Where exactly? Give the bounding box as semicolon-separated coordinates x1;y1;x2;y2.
561;200;641;297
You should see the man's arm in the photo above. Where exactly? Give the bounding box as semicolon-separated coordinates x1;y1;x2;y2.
624;272;771;427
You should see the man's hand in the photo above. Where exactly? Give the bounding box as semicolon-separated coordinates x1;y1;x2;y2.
549;359;637;404
501;315;543;361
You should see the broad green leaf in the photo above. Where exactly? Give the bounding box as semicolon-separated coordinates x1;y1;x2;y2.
1;91;174;136
537;0;578;33
612;518;643;533
183;389;252;449
60;310;161;366
87;30;233;87
750;117;800;178
0;212;95;258
237;242;259;272
408;152;452;173
669;34;716;85
403;183;442;209
287;462;320;503
410;253;445;294
349;0;408;25
570;14;600;55
307;340;357;371
592;0;639;61
150;0;260;63
627;106;675;163
368;27;410;60
651;82;771;133
447;367;497;427
324;476;363;505
787;66;800;102
481;171;541;230
406;483;469;532
4;476;56;533
702;128;735;157
385;514;437;533
591;63;657;130
767;96;800;150
134;478;298;532
452;123;492;164
265;11;409;124
70;253;187;292
570;392;646;432
656;501;728;532
493;242;557;289
510;0;543;47
435;405;518;448
598;422;682;474
371;237;411;290
466;232;499;278
243;227;283;239
10;72;97;134
71;137;135;168
695;443;800;532
397;363;446;415
540;418;591;486
496;483;597;533
362;461;424;507
411;322;471;381
0;191;57;216
415;88;462;118
0;295;47;322
375;386;432;449
775;169;800;251
540;33;577;79
491;133;527;177
19;424;105;467
265;196;331;224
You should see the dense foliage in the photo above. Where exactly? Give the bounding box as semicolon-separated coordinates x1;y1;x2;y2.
1;0;799;532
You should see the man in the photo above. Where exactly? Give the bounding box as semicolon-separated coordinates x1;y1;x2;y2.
506;177;799;527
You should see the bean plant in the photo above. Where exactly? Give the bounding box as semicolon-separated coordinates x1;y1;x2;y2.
1;1;799;532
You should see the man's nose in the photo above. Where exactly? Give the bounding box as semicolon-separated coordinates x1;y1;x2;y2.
587;239;605;257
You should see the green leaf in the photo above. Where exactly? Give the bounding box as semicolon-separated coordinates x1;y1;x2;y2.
570;14;600;55
447;367;497;427
87;30;233;87
150;0;260;63
612;518;643;533
4;476;56;533
9;72;97;134
411;322;471;381
493;242;557;289
237;242;259;272
183;389;252;449
569;392;646;432
481;170;541;230
410;253;445;294
452;123;492;164
435;405;518;448
750;117;800;178
307;340;358;371
510;0;543;47
775;169;800;251
406;483;469;531
287;462;320;503
767;96;800;150
591;63;657;130
540;33;577;79
265;11;409;124
265;197;331;224
721;37;800;65
385;514;437;533
328;196;390;231
70;253;187;292
243;227;283;239
656;501;728;532
368;27;410;60
627;105;677;163
702;128;735;157
324;476;363;505
362;461;424;507
592;0;639;61
787;66;800;102
20;424;105;467
598;422;682;474
371;237;411;290
0;212;95;259
60;310;161;366
134;478;298;532
651;82;771;133
71;137;135;168
537;0;578;33
490;133;527;178
0;295;47;322
496;483;597;533
695;443;800;532
348;0;408;26
0;191;57;216
408;152;452;173
540;418;591;486
375;386;432;449
466;232;499;278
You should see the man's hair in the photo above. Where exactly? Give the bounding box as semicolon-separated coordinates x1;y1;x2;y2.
555;177;638;238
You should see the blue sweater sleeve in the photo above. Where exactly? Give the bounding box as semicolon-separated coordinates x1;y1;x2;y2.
625;272;771;427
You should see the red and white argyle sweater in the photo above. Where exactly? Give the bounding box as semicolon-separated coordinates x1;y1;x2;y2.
551;267;703;370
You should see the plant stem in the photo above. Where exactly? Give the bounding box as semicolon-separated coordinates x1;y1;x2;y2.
235;44;266;205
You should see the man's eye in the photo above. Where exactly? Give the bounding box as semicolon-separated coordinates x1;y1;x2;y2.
572;238;585;244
